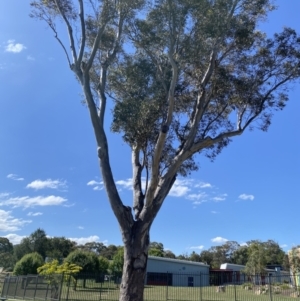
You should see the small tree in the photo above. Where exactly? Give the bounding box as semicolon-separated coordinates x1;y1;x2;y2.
38;259;82;298
65;250;100;288
243;242;267;285
110;247;124;278
98;256;109;274
14;252;44;275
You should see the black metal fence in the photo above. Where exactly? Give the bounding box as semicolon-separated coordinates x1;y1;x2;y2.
1;272;299;301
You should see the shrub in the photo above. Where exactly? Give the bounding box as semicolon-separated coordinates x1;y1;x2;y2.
13;252;44;275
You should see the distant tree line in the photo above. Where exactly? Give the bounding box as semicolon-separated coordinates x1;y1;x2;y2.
0;228;298;276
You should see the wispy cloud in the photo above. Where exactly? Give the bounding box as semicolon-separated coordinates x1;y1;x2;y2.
211;236;228;244
3;233;26;245
189;245;204;250
68;235;100;245
280;244;288;249
115;179;132;190
7;174;24;181
212;196;226;202
27;55;35;61
0;192;11;198
195;182;212;188
78;226;84;230
192;200;207;206
5;40;26;53
87;180;104;191
0;195;67;208
211;211;218;214
169;180;191;197
0;210;31;232
27;212;43;216
26;179;67;190
238;194;255;201
187;192;208;201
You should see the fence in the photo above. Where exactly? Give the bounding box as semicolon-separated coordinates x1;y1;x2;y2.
1;272;300;301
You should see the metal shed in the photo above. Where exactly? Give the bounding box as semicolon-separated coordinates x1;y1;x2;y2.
146;256;210;287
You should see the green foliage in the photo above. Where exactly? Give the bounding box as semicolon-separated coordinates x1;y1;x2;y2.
46;237;77;260
243;242;267;275
289;246;300;273
110;247;124;277
37;259;82;275
98;256;109;274
0;237;15;270
14;228;49;261
65;250;100;273
148;248;164;257
13;252;44;275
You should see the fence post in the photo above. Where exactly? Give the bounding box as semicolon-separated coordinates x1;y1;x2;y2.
234;272;237;301
199;273;202;301
99;276;102;301
166;271;168;301
65;273;71;301
33;275;39;300
13;275;19;299
268;274;273;301
58;273;64;301
23;276;28;300
4;275;10;298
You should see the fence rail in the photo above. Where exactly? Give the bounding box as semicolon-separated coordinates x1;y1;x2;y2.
1;272;299;301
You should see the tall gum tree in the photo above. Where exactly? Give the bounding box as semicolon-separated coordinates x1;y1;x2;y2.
29;0;300;300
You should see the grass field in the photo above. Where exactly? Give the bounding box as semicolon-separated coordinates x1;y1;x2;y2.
58;280;300;301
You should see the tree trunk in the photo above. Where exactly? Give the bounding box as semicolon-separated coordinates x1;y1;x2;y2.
119;228;149;301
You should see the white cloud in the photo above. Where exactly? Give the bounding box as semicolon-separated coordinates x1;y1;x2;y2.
78;226;84;230
195;182;212;188
115;179;132;190
169;179;192;197
0;193;10;198
27;212;43;216
26;179;67;190
187;192;207;201
238;194;255;201
3;233;27;245
280;244;288;249
212;196;226;202
87;180;104;191
69;235;100;245
87;180;101;186
192;200;207;206
211;236;228;244
240;242;248;246
7;174;24;181
93;186;103;191
5;40;26;53
0;195;67;208
189;245;204;250
0;210;31;232
27;55;35;61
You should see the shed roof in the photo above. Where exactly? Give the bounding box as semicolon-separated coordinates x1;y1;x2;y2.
148;256;210;267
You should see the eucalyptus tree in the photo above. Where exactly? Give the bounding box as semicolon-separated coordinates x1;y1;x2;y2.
30;0;300;300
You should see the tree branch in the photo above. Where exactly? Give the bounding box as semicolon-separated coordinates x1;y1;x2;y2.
77;0;86;65
54;0;77;64
132;147;145;220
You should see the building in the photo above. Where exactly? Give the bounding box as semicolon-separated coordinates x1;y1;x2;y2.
217;263;291;285
146;256;210;287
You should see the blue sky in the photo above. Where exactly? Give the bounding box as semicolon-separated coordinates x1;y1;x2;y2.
0;0;299;256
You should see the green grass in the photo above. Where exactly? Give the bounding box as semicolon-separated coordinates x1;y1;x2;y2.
2;279;300;301
58;281;300;301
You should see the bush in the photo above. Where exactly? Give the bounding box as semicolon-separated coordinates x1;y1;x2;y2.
65;250;100;273
13;252;44;275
